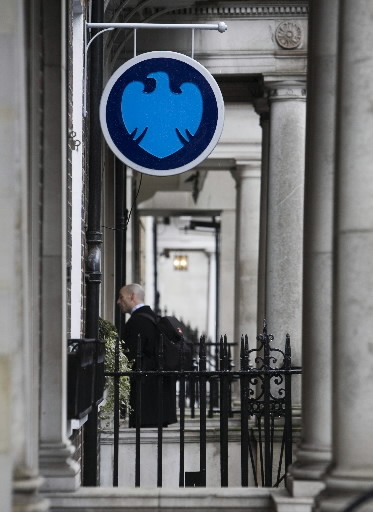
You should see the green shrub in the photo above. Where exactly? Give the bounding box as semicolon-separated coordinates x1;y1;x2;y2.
98;318;132;427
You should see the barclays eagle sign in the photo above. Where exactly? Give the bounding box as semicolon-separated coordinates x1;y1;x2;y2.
100;51;224;176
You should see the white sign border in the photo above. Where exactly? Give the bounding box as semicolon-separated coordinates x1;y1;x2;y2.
99;51;225;177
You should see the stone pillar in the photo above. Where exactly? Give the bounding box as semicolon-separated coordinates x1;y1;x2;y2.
288;0;338;499
315;1;373;510
231;162;261;369
1;1;50;511
207;249;217;341
145;216;156;308
253;98;270;335
219;209;236;344
264;79;306;396
38;0;80;492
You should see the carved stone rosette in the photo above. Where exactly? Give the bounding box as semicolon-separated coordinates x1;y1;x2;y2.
275;21;302;49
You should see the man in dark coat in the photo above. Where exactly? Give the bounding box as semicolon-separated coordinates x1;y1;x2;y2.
117;283;177;428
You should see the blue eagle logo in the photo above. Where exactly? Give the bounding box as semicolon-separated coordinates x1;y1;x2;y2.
121;71;203;159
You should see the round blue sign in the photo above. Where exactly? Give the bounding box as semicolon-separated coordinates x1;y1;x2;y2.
100;51;224;176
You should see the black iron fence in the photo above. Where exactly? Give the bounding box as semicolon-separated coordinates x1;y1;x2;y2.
103;321;301;488
68;338;105;419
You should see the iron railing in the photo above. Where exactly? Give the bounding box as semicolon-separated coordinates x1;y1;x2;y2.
187;340;237;418
103;321;301;488
68;338;105;419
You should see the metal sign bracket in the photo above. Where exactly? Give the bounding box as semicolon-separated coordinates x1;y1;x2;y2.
83;21;227;116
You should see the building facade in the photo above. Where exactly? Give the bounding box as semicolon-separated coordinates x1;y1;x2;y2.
1;0;373;511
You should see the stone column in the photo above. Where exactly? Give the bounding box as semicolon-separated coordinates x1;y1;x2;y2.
38;0;80;492
145;216;156;308
253;98;270;335
231;162;261;369
315;1;373;510
287;0;338;500
206;249;217;341
219;209;236;344
2;1;50;511
264;79;306;398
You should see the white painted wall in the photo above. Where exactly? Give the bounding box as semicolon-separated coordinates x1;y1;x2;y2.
71;11;84;338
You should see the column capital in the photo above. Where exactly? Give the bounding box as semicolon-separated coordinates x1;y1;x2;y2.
264;78;307;102
231;161;261;183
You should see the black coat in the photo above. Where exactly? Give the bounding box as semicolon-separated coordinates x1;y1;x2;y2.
122;305;177;428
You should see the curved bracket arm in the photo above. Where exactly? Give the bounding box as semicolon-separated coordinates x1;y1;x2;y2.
83;21;228;118
83;27;115;117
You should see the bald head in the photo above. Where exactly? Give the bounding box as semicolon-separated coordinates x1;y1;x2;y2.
117;283;145;314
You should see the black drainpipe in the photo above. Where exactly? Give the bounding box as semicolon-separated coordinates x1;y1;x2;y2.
112;158;127;487
83;0;104;486
153;217;160;314
214;217;220;344
115;158;127;333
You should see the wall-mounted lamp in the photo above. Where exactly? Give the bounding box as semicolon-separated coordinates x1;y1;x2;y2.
173;255;188;271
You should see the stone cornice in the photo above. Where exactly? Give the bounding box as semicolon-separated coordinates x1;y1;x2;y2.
150;3;309;19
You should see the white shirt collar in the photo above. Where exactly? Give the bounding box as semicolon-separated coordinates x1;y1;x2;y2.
131;303;145;314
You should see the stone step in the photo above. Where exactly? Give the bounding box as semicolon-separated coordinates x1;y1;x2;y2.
48;487;280;511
